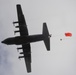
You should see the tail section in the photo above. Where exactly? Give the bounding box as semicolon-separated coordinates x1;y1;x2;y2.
43;23;51;51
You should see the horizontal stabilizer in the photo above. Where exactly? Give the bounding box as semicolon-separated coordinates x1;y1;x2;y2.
43;23;51;51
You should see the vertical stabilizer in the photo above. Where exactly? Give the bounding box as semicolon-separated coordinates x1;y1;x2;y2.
43;23;51;51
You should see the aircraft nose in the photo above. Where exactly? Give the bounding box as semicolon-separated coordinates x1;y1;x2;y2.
1;40;5;43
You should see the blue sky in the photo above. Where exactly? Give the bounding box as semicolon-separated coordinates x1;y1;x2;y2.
0;0;76;75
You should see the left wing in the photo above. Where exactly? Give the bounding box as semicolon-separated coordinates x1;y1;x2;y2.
14;4;31;73
13;4;28;36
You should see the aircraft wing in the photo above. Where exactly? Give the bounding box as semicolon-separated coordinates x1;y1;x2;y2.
22;44;31;72
15;4;31;72
14;4;28;36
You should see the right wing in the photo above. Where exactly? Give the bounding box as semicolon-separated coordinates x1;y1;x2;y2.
19;44;31;72
22;44;31;72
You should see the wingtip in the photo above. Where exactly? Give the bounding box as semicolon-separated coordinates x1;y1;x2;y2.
16;4;21;7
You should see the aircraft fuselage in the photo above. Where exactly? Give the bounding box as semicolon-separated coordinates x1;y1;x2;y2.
2;34;45;45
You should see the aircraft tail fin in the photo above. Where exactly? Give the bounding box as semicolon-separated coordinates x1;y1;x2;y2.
43;23;51;51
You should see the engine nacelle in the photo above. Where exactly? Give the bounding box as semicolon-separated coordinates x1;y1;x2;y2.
15;25;22;28
14;30;20;34
15;26;19;28
20;52;24;54
13;21;19;24
17;47;22;52
18;56;24;59
17;47;22;50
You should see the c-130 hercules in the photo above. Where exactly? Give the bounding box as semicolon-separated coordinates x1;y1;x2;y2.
1;4;51;73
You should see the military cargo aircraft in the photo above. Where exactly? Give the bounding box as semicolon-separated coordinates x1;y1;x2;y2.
1;4;51;73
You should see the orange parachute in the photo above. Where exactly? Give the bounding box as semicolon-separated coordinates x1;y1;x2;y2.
65;32;72;37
